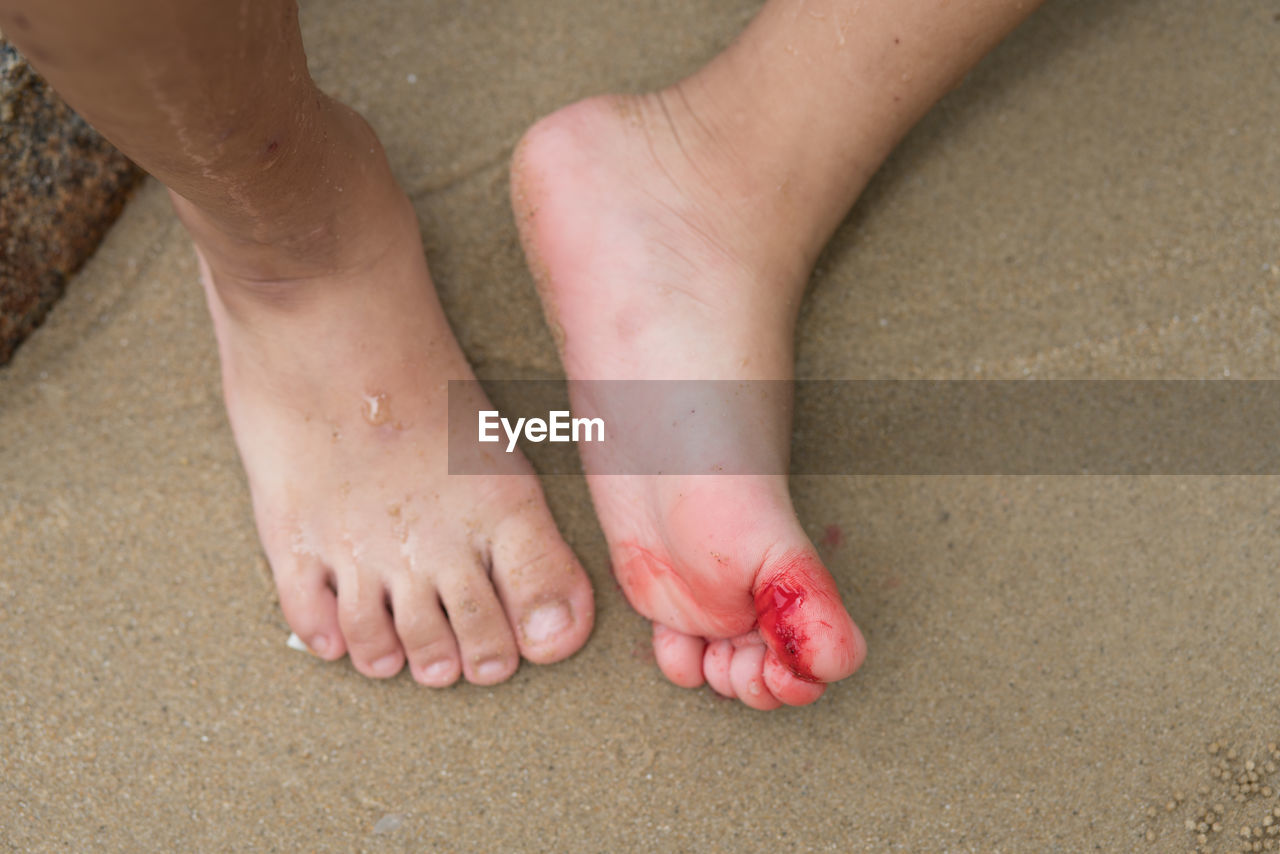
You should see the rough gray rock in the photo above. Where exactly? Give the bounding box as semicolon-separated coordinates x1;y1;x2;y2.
1;38;142;365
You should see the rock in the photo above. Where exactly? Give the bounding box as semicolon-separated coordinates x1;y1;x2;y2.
372;814;406;835
0;38;143;365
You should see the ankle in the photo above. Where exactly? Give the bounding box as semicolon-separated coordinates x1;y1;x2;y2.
635;82;853;285
604;91;803;286
169;96;410;286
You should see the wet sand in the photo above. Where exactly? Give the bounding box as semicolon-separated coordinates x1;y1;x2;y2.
3;0;1279;850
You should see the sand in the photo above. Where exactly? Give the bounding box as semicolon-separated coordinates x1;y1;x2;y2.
2;0;1279;850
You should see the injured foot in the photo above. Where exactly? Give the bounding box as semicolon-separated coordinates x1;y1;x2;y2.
512;93;865;709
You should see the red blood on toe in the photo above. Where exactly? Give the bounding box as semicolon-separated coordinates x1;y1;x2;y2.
754;571;820;683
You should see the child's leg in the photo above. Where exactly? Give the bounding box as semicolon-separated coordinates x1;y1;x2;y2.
513;0;1041;708
0;0;593;685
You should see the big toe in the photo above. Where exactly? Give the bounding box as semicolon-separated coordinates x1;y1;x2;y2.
489;505;595;665
753;548;865;684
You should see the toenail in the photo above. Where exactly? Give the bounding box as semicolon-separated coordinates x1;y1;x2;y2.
372;653;401;675
522;602;572;644
422;660;454;682
310;634;330;656
475;659;509;681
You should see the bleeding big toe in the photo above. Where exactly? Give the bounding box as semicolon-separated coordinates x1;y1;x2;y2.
753;549;866;685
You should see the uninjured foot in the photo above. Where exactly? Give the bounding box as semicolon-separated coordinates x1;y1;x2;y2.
512;93;865;709
178;96;593;686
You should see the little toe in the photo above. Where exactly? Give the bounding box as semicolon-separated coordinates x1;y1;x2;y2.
488;509;595;664
728;642;782;711
336;566;405;678
438;561;519;685
273;555;346;661
763;648;826;706
702;639;735;698
390;578;461;687
653;623;706;689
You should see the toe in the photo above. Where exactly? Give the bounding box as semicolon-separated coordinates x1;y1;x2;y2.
437;558;520;685
335;566;405;678
273;555;347;662
753;548;866;684
702;639;734;697
652;623;706;688
763;648;826;706
488;508;595;664
390;577;461;687
728;642;782;711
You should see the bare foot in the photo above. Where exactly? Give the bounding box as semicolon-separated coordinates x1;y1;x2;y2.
177;98;593;686
512;94;865;709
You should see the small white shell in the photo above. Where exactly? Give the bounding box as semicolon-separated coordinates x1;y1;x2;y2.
286;632;309;653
